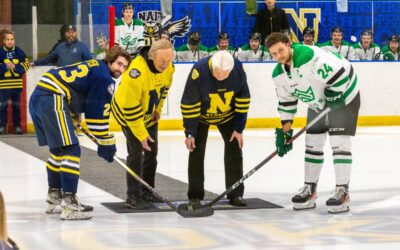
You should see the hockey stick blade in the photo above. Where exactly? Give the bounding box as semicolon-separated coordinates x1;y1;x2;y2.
73;120;214;218
177;203;214;218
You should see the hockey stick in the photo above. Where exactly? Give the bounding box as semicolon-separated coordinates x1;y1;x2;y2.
73;121;214;218
185;107;331;210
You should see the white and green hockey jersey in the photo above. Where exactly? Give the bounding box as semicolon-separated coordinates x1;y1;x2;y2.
175;44;209;62
114;18;144;55
208;45;236;57
380;50;399;61
272;45;359;121
319;40;356;60
237;44;272;62
352;42;381;60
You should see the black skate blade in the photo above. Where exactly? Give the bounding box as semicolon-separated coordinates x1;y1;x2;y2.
177;203;214;218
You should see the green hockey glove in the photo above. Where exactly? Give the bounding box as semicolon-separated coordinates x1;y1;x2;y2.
324;88;345;110
275;128;293;157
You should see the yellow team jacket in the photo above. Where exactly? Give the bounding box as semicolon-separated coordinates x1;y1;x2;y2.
112;54;174;141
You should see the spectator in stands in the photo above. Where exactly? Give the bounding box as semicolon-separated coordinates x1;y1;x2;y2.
175;32;208;62
352;30;380;60
380;34;399;61
114;2;144;56
237;32;271;62
0;29;29;135
94;33;109;60
1;192;19;250
253;0;289;42
33;24;92;67
319;27;356;60
301;27;317;45
208;32;236;56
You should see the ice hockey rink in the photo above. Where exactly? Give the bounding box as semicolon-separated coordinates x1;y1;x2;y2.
1;126;400;250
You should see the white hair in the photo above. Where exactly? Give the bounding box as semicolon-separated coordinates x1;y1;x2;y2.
211;50;234;71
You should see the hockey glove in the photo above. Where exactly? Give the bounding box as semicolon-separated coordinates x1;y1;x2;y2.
324;88;345;110
275;128;293;157
97;135;116;162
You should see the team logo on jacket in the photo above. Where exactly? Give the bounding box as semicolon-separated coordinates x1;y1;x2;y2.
107;83;115;95
293;86;315;102
191;69;199;80
129;68;141;78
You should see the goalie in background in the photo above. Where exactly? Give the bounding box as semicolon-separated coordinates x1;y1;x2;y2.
266;32;360;214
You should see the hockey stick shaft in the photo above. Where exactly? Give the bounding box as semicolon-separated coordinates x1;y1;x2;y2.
206;107;331;207
72;121;180;213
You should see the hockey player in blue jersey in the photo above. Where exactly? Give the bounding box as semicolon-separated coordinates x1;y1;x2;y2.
0;30;29;135
29;46;130;220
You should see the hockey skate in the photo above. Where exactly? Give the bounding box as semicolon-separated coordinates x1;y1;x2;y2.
60;192;93;220
45;188;62;214
292;183;317;210
326;185;350;214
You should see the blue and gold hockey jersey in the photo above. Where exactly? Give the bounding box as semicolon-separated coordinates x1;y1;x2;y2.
180;57;251;137
0;46;29;90
36;59;115;137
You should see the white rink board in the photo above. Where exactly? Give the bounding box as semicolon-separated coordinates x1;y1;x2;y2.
25;61;400;123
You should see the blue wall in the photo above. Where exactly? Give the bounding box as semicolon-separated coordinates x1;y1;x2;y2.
81;0;400;48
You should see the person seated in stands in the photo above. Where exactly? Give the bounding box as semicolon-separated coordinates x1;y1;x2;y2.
237;32;271;62
93;33;109;60
175;32;208;62
301;27;317;46
208;32;236;56
319;26;356;60
352;29;380;60
380;34;399;61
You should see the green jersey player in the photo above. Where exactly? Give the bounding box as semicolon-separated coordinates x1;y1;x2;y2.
266;32;360;214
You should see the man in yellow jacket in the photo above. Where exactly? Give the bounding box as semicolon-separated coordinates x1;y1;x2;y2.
112;39;174;209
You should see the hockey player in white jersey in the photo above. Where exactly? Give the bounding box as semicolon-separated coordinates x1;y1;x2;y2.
237;32;272;62
301;27;317;46
265;32;360;214
208;32;236;56
352;30;380;60
175;32;208;62
380;34;400;61
319;27;356;60
114;3;144;56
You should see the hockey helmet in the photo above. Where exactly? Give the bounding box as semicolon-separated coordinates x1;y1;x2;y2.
388;34;399;43
303;27;315;36
218;32;230;40
331;26;343;34
188;32;201;46
360;29;373;38
122;3;134;11
158;29;172;40
281;29;291;39
249;32;262;42
96;32;108;42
